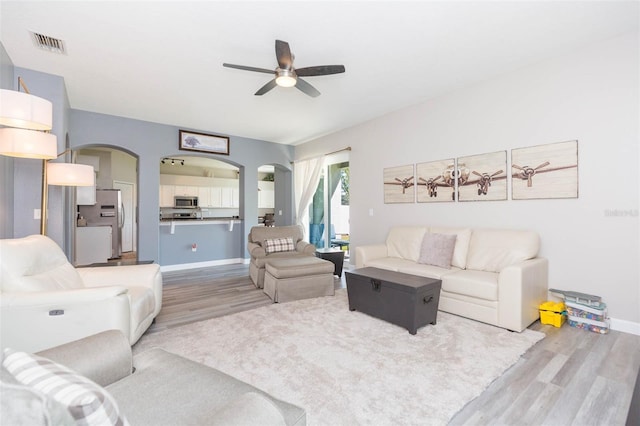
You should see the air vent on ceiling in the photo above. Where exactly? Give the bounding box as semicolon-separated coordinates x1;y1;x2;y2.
30;31;66;54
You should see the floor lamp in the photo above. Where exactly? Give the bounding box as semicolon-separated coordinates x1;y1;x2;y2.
0;78;94;235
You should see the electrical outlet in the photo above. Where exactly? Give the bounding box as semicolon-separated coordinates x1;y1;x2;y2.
278;210;282;216
34;209;41;219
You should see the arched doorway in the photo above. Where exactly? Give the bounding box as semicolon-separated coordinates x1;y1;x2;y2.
75;147;138;265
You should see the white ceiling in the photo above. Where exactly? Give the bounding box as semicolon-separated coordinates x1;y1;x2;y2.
1;1;637;145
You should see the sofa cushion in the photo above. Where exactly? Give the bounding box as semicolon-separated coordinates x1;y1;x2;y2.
364;257;417;272
386;226;428;261
252;251;311;268
442;270;499;301
397;263;461;280
2;349;128;426
0;235;84;292
249;225;303;245
429;227;472;269
211;392;286;426
466;229;540;273
265;257;334;278
418;233;457;269
127;286;156;335
264;237;296;254
107;348;306;426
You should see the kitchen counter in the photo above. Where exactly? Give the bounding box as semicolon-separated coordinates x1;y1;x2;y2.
160;217;241;224
160;216;242;222
160;217;242;233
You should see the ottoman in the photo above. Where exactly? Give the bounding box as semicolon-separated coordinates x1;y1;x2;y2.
264;257;335;303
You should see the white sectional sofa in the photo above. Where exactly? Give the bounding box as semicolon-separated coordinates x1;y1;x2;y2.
355;226;548;332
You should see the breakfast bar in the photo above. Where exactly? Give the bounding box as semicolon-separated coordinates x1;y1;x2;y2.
159;218;244;269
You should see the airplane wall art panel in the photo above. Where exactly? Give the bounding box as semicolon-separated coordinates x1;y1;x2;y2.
457;151;508;202
383;164;415;204
511;140;578;200
416;159;456;203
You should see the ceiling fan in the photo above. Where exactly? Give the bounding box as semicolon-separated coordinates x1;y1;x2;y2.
223;40;345;98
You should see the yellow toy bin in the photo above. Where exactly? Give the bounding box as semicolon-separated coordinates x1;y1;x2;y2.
539;301;566;327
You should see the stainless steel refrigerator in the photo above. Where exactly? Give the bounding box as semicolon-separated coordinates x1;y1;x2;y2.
78;189;123;259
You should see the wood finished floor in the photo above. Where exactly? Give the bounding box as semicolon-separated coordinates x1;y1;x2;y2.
144;264;640;425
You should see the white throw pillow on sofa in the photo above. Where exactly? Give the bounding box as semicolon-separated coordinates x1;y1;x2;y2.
418;233;457;269
386;227;428;261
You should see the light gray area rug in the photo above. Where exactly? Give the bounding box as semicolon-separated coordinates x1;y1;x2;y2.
134;289;544;425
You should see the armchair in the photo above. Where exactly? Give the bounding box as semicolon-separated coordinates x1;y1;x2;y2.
247;225;316;288
0;235;162;352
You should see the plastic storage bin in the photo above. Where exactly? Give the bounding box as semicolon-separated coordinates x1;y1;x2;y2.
568;316;610;334
565;301;607;322
539;301;566;327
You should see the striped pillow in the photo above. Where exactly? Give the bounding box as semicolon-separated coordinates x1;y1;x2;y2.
3;348;129;426
263;237;295;254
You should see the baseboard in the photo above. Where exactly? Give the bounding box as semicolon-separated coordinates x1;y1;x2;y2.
160;258;246;272
610;317;640;336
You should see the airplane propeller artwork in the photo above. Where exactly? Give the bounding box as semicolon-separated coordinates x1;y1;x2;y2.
472;170;504;195
418;176;442;197
393;176;414;194
511;162;551;187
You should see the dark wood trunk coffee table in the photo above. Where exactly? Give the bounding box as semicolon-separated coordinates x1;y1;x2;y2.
345;267;442;335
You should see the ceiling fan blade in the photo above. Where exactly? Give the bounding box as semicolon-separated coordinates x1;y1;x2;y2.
296;65;345;77
275;40;293;70
255;79;278;96
294;78;320;97
223;63;274;74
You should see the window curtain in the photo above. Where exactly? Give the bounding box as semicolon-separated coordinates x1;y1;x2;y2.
294;156;325;238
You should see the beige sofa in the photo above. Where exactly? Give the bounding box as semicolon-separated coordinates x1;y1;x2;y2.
1;330;305;426
247;225;316;288
0;235;162;352
355;226;548;332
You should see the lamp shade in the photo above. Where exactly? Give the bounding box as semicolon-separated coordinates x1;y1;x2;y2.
47;163;95;186
0;128;57;159
0;89;53;131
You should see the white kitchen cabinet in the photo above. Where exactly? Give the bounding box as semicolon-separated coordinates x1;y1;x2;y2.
159;185;175;207
174;185;198;197
198;187;212;207
75;226;112;266
220;187;235;207
232;188;239;208
158;176;240;208
209;187;222;207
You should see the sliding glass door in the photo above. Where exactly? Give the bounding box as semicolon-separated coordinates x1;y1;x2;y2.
309;154;350;257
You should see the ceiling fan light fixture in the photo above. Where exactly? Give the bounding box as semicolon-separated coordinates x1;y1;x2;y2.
275;69;297;87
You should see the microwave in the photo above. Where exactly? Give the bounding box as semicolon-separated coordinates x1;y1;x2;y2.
174;196;198;208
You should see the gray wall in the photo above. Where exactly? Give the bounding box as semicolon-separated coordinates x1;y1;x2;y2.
295;32;640;330
0;63;71;252
159;223;242;266
274;165;294;226
68;109;294;264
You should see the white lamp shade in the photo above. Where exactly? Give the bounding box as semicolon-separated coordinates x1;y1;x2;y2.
0;128;57;159
0;89;53;131
47;163;95;186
